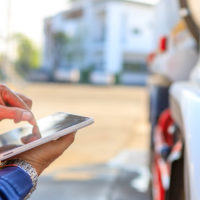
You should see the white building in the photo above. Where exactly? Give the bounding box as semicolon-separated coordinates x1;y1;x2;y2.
43;0;155;82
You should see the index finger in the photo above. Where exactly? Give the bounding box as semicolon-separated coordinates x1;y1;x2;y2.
1;85;29;110
0;105;37;126
1;86;37;125
16;93;33;109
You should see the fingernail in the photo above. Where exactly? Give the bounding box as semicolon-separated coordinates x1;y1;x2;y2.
32;126;40;135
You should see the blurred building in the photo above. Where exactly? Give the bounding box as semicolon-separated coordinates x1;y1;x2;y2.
43;0;155;83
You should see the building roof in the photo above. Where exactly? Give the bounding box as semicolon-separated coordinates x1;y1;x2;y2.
95;0;155;6
118;0;156;5
68;0;155;6
57;0;154;20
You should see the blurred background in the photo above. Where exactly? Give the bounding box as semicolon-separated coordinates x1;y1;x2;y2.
0;0;199;199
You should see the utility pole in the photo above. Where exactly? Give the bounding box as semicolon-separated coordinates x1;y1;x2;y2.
4;0;12;81
1;0;12;81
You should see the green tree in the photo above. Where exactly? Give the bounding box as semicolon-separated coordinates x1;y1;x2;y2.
14;33;40;77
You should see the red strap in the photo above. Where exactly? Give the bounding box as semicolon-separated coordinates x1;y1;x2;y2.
0;164;18;168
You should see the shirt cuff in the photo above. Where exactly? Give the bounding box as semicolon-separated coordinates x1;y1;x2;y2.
0;167;33;200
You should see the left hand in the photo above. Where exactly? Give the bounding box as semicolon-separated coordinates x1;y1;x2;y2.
13;132;76;175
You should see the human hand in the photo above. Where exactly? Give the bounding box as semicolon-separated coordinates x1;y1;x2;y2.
0;84;37;126
13;132;75;175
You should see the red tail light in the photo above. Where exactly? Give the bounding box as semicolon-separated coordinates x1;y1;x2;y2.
159;36;168;53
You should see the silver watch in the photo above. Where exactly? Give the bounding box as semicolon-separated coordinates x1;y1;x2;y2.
1;159;38;199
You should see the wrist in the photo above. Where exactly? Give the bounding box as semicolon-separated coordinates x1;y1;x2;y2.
20;159;43;176
1;159;38;199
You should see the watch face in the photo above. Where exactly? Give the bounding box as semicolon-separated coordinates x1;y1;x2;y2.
187;0;200;28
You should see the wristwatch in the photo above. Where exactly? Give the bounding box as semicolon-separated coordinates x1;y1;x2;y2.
1;159;38;199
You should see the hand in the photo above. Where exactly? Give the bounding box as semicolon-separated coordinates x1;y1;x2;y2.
12;133;75;175
0;84;37;126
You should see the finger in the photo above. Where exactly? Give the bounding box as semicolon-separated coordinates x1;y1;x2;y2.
0;85;37;125
0;105;37;126
32;125;41;136
0;85;29;110
16;93;33;109
21;133;41;144
0;95;5;106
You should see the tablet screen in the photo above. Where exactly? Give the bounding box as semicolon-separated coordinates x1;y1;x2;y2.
0;112;89;153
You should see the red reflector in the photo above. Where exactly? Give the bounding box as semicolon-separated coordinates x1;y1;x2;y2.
159;36;168;52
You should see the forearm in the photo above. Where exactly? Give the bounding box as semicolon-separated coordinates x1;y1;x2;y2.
0;167;33;200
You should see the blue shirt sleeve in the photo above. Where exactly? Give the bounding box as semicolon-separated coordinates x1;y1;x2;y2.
0;167;33;200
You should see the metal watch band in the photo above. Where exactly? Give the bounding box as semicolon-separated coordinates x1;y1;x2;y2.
1;159;38;199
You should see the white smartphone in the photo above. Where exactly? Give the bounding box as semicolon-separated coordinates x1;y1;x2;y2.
0;112;94;160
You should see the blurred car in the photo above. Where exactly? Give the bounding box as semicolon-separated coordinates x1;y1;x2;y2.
54;67;80;83
28;67;51;82
90;70;115;85
120;72;148;85
148;0;200;199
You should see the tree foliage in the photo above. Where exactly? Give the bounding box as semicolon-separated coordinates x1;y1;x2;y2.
14;33;40;77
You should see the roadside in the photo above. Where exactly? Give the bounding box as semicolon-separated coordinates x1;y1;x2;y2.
31;151;150;200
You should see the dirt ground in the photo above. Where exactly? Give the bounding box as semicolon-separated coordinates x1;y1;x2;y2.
0;83;150;175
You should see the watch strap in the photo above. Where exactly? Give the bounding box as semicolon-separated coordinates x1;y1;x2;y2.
1;159;38;199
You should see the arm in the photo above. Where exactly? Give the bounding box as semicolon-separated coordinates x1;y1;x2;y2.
0;132;75;200
0;133;75;200
0;166;33;200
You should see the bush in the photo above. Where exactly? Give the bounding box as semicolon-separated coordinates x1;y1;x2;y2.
80;66;94;83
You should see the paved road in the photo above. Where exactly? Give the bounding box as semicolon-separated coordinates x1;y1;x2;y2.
30;151;150;200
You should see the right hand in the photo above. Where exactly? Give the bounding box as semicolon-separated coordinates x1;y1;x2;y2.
0;84;37;126
0;84;76;176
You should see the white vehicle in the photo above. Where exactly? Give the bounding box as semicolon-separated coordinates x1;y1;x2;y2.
169;0;200;199
149;0;200;199
90;70;115;85
54;67;80;83
149;0;198;82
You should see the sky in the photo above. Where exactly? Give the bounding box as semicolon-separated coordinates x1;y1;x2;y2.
134;0;159;4
0;0;159;47
0;0;68;46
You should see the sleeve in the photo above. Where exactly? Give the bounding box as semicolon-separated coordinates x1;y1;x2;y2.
0;167;33;200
